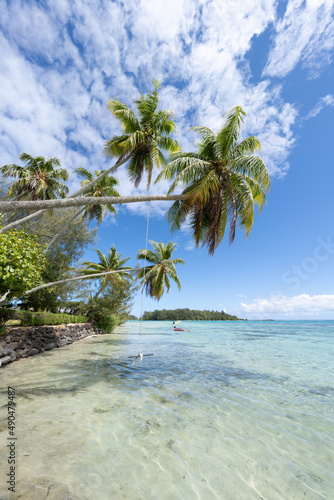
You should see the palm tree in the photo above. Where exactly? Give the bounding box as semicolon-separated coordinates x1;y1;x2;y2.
105;80;180;189
156;106;270;255
80;245;133;296
0;153;69;201
137;240;185;301
74;167;120;224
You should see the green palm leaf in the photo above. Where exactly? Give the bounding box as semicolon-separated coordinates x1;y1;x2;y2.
159;105;270;254
105;81;180;189
136;240;184;301
80;245;132;296
74;167;119;225
1;153;69;201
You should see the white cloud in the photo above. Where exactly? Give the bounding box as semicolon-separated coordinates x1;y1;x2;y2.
0;0;332;217
184;240;195;251
264;0;334;78
305;94;334;119
240;293;334;318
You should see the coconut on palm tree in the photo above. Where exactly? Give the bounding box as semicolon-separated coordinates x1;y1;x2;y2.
156;106;270;255
105;80;180;189
74;167;120;224
0;153;69;201
137;240;185;301
81;245;133;297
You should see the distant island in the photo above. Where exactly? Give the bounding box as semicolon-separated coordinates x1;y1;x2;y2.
132;308;244;321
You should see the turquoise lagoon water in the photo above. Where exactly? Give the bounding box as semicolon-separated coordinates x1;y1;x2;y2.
0;320;333;499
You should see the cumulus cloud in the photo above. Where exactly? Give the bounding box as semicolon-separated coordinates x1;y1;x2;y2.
240;294;334;318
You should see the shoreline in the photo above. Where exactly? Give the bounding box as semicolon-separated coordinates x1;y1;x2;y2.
0;323;105;368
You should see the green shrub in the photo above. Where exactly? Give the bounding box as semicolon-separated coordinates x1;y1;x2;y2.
11;310;88;326
0;226;46;302
95;314;119;333
0;308;16;330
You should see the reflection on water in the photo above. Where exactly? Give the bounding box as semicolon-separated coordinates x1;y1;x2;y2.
0;321;333;499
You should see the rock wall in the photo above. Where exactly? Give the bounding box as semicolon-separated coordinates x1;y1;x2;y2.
0;323;104;368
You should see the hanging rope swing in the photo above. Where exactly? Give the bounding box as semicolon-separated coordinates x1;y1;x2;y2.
129;200;153;364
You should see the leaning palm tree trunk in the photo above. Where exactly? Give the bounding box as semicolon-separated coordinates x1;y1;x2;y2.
0;152;132;233
1;189;31;224
0;194;187;215
0;268;139;306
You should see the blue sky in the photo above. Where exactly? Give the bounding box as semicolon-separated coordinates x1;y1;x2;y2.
1;0;334;319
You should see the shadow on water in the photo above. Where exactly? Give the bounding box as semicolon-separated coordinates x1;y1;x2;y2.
24;350;290;399
1;357;281;402
0;333;293;401
0;385;85;402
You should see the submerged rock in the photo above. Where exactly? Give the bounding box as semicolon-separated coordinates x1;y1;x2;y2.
15;477;82;500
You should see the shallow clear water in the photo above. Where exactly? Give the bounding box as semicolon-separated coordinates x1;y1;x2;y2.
0;321;333;499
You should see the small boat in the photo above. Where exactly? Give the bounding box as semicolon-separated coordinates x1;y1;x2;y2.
173;320;181;324
174;327;186;331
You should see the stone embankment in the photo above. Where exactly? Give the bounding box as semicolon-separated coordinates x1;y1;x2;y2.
0;323;104;368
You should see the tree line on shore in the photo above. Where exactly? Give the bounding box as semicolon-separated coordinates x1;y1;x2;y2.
141;308;243;321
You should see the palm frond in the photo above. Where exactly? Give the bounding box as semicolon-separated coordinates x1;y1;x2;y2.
165;262;182;290
166;198;192;231
137;249;160;264
136;239;183;300
95;249;109;268
217;106;246;158
230;155;270;190
230;172;254;237
1;154;68;201
127;150;146;188
193;126;220;162
121;130;147;151
156;135;180;154
74;167;94;182
104;134;132;157
107;100;140;134
153;110;177;136
135;81;160;123
228;136;261;160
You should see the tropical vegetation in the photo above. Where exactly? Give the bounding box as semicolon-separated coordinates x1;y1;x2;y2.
74;167;120;224
105;80;180;188
5;310;88;327
142;308;243;321
18;208;97;312
80;245;133;297
0;153;69;201
0;82;270;327
0;222;46;303
156;106;270;254
137;240;185;300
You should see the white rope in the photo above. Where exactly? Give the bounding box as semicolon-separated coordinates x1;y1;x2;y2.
134;200;150;364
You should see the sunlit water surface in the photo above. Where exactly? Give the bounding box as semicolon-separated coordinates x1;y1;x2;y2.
0;321;333;499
